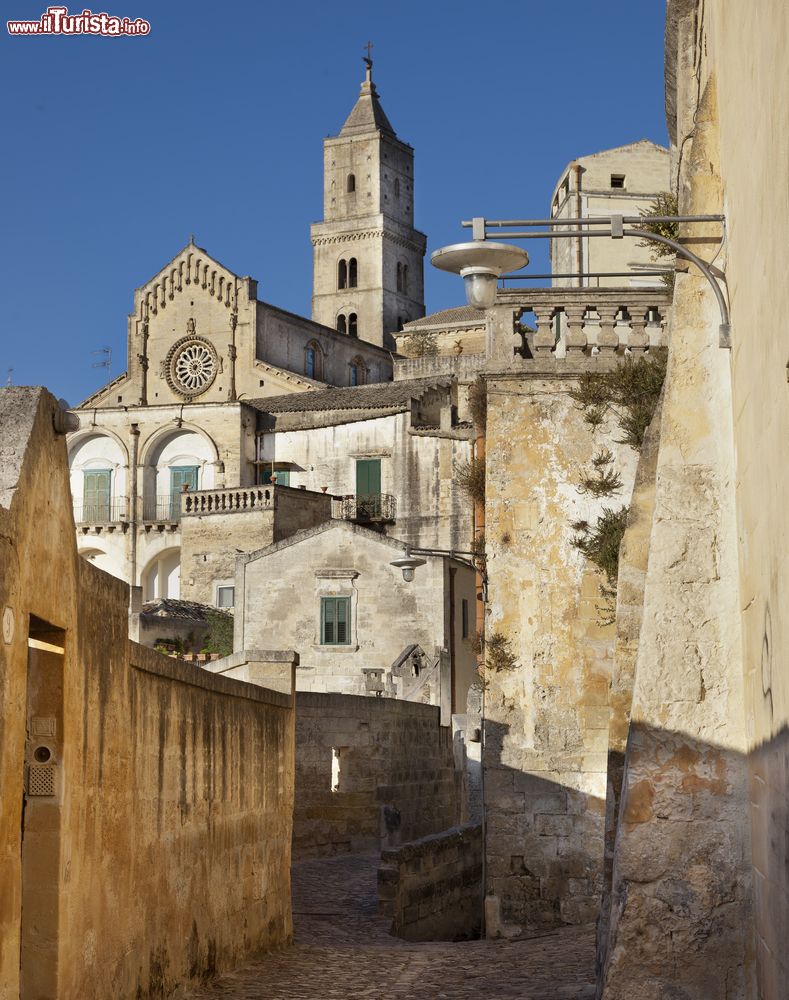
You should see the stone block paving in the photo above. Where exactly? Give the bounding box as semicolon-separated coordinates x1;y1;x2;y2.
185;854;596;1000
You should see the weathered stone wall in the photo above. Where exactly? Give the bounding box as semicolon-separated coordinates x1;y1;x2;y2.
259;409;474;552
377;824;483;941
293;692;460;858
598;14;754;996
237;521;476;712
482;368;639;937
0;387;295;999
180;485;332;604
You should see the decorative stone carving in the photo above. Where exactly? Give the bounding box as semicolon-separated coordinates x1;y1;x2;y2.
165;332;219;398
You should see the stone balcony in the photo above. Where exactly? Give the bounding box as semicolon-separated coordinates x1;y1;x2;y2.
181;486;275;517
487;286;673;370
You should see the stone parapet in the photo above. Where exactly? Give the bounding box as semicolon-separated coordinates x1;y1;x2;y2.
377;823;483;941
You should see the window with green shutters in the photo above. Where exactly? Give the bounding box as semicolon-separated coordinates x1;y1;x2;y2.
321;597;351;645
83;469;111;521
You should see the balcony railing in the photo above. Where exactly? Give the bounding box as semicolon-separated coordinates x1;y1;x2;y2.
73;497;129;524
332;493;396;524
182;487;275;516
142;494;184;523
489;287;673;367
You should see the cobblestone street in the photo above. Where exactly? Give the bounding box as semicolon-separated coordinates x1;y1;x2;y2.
185;854;596;999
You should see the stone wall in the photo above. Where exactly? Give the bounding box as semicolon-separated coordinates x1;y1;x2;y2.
482;367;639;937
377;824;483;941
293;692;461;858
0;387;295;999
179;484;332;604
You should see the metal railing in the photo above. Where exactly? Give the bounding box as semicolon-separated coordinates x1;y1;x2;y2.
182;486;275;516
73;497;129;524
332;493;396;523
142;494;184;523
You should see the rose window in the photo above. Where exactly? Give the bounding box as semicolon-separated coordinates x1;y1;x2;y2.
166;336;219;397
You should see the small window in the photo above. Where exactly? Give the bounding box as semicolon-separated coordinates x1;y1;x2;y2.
462;598;469;639
347;173;356;193
394;178;400;198
402;265;408;296
321;596;351;645
269;469;290;487
348;258;358;288
337;313;347;334
610;174;626;189
396;262;402;292
350;364;358;386
216;586;235;608
561;175;570;197
305;347;316;378
348;313;358;338
338;259;347;290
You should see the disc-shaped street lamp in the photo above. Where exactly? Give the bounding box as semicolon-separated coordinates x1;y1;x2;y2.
431;241;529;309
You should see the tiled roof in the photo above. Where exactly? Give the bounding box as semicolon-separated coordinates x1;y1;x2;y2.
248;377;452;414
401;306;486;330
140;598;231;622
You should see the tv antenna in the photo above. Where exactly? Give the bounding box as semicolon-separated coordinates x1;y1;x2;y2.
91;346;112;372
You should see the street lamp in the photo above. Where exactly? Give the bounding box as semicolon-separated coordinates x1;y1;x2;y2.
431;214;731;347
431;241;529;310
389;551;427;583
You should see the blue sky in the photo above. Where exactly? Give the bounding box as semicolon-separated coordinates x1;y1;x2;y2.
2;0;668;404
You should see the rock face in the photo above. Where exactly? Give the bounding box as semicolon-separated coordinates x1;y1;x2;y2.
598;0;789;997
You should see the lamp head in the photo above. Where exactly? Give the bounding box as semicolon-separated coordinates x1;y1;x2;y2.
431;241;529;310
390;553;427;583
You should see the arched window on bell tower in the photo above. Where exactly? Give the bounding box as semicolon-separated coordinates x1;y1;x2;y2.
347;173;356;193
348;258;358;288
402;264;409;296
396;262;402;292
338;259;347;290
348;313;358;338
337;314;347;334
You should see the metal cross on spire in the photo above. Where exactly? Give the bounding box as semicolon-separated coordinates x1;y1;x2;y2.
364;40;373;62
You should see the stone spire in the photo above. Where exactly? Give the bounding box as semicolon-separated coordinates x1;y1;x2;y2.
339;56;396;137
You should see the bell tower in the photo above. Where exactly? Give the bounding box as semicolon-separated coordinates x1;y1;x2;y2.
311;55;426;351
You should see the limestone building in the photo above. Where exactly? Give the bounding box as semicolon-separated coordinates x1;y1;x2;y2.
550;140;671;287
310;58;426;348
232;520;476;711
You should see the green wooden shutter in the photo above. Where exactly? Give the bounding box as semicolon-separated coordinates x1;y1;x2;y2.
83;470;111;521
169;466;198;520
355;459;381;496
321;597;350;645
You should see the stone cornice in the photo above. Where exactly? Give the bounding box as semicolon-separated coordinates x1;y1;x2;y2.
311;229;426;254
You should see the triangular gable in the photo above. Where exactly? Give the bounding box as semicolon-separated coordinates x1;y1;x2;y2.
133;240;244;321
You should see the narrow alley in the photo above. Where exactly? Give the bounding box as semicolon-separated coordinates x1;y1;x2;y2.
184;855;597;1000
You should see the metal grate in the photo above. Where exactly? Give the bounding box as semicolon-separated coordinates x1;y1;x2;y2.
27;764;56;796
31;716;56;737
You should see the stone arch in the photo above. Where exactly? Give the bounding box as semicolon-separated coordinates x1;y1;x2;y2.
78;546;125;580
139;422;220;469
141;546;181;601
68;431;129;514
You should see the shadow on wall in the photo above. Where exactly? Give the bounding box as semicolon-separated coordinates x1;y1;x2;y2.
482;716;784;1000
482;720;607;936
